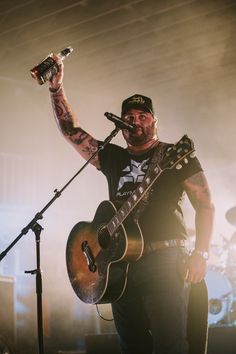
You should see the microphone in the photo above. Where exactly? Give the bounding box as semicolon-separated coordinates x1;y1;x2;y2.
104;112;136;132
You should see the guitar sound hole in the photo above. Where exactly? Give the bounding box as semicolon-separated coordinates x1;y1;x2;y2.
98;225;111;249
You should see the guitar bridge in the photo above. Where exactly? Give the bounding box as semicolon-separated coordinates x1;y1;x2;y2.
81;240;97;273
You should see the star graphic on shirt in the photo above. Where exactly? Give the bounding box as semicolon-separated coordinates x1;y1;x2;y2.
117;159;149;191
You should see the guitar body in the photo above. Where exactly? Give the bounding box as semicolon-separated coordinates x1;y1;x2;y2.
66;200;144;304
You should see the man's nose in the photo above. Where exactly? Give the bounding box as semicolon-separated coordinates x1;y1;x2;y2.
132;115;140;124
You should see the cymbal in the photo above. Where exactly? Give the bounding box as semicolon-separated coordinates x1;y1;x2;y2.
226;206;236;226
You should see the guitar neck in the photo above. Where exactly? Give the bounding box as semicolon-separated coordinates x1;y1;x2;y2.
107;164;162;236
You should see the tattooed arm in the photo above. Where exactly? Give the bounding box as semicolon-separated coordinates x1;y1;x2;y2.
182;171;214;283
48;54;100;169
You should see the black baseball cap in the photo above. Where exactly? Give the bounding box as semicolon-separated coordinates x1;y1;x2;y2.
121;94;154;116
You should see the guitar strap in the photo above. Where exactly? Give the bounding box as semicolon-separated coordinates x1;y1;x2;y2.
133;141;169;222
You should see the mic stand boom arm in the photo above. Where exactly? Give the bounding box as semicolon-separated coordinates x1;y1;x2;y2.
0;125;121;354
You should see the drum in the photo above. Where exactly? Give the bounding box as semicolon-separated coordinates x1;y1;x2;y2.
205;269;234;325
208;244;227;269
226;244;236;268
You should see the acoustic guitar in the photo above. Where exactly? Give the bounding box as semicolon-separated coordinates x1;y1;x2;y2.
66;135;194;304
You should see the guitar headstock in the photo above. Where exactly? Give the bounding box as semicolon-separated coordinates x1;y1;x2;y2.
160;135;195;170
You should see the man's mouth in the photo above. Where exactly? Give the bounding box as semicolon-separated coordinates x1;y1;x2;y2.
131;127;143;134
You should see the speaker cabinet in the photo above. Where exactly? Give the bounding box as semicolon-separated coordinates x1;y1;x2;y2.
0;276;15;348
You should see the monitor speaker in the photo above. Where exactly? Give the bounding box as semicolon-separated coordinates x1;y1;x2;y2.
207;326;236;354
85;333;120;354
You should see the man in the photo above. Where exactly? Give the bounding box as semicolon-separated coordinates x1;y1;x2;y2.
48;56;214;354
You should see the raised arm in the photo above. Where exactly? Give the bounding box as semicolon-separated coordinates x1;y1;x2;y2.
182;171;215;283
48;55;100;169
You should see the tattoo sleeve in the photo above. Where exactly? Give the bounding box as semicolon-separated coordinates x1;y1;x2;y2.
50;89;100;166
183;171;214;255
183;172;212;209
82;138;98;155
51;91;87;138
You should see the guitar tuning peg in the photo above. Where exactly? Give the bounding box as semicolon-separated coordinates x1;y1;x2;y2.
184;158;188;164
190;152;195;158
176;163;182;170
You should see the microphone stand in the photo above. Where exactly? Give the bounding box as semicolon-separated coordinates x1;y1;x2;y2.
0;125;121;354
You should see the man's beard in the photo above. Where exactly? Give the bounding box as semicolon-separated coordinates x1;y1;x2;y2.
124;122;156;146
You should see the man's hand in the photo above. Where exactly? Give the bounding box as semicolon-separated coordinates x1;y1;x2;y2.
49;54;64;91
184;252;207;283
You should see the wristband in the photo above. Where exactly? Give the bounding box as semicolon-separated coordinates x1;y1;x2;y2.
192;249;209;260
49;84;63;94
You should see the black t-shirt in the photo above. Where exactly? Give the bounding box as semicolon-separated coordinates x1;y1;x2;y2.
98;141;203;242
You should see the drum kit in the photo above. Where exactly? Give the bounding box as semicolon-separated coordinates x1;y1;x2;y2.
193;206;236;327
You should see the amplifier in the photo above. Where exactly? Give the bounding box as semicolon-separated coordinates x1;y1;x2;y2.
0;276;15;349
